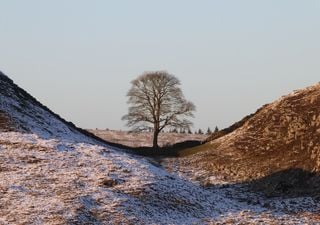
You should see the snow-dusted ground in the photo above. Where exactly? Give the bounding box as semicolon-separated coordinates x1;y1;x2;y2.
1;132;320;225
1;73;320;224
0;73;106;148
162;157;320;225
0;132;229;224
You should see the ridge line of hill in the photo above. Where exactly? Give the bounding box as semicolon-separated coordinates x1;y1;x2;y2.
0;71;135;150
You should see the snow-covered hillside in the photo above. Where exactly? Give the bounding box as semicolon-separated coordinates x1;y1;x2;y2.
0;132;218;224
1;72;320;224
2;132;320;224
0;72;93;142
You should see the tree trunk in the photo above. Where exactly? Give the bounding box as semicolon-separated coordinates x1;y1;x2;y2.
153;129;159;149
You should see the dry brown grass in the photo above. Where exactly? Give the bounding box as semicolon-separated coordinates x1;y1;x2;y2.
88;129;208;148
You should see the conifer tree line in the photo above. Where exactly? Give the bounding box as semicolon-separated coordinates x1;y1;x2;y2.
165;126;219;135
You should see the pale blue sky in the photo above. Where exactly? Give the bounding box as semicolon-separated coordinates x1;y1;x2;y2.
1;1;320;130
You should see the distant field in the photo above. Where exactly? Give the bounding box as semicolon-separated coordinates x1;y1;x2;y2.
88;129;208;148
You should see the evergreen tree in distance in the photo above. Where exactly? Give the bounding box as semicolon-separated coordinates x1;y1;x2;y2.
214;126;219;133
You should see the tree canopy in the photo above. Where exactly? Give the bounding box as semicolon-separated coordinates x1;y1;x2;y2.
122;71;195;148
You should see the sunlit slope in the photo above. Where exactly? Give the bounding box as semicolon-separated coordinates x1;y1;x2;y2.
179;83;320;182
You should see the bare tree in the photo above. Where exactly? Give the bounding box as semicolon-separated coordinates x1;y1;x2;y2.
122;71;196;148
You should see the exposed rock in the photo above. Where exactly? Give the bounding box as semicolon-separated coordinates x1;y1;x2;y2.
99;177;124;187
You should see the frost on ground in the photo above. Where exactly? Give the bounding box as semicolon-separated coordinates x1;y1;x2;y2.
1;132;320;225
0;132;232;224
1;72;320;224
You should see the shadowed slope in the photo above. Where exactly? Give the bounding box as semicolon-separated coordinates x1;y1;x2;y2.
0;110;16;132
1;72;320;224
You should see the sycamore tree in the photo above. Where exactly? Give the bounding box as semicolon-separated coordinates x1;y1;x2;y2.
122;71;196;148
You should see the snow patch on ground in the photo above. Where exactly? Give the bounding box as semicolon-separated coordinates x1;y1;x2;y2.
1;74;320;224
0;84;93;143
1;132;320;224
